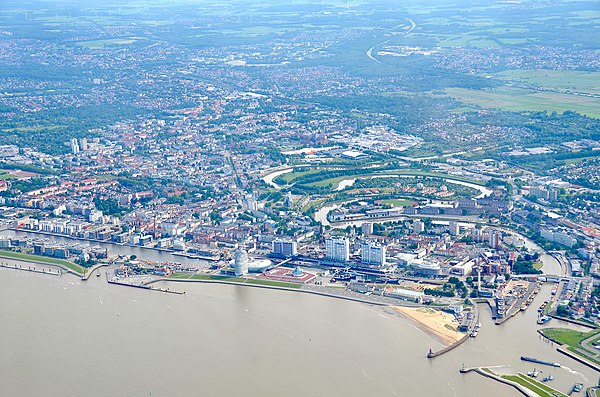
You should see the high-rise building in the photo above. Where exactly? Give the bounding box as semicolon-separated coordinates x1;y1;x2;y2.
449;221;459;236
325;237;349;262
361;241;386;266
362;222;373;236
529;186;549;200
284;192;293;207
272;239;298;257
79;138;89;151
488;230;501;249
246;195;258;211
413;220;424;234
70;138;80;155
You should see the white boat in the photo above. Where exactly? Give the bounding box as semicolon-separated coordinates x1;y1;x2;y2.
542;374;553;382
527;368;539;378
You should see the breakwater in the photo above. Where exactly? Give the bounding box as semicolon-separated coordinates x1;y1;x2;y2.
107;279;185;295
0;262;61;276
467;367;536;397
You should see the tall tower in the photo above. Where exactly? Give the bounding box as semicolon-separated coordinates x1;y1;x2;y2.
234;249;249;276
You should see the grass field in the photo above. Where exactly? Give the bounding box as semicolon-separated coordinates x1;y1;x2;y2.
0;250;85;275
502;373;567;397
495;70;600;95
0;170;16;180
445;87;600;118
169;273;302;289
562;154;600;165
77;38;139;48
381;199;416;207
540;327;596;347
300;170;484;189
540;327;600;366
1;125;63;133
245;279;302;288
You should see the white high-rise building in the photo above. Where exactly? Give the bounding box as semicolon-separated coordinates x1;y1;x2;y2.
413;220;424;234
246;195;258;211
70;138;80;155
272;239;298;257
449;221;459;236
325;237;349;262
361;241;386;266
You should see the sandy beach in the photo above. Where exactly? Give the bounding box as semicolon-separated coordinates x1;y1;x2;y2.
393;306;465;346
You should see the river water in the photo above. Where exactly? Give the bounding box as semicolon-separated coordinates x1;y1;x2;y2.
0;268;596;396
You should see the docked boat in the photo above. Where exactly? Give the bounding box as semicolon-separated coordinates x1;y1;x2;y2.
470;330;478;338
521;356;560;367
537;315;551;325
521;304;527;311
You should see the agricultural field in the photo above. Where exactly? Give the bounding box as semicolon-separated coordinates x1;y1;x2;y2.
494;70;600;96
444;87;600;119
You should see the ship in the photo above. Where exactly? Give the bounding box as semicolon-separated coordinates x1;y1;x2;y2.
521;356;560;367
527;368;538;378
537;315;551;325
